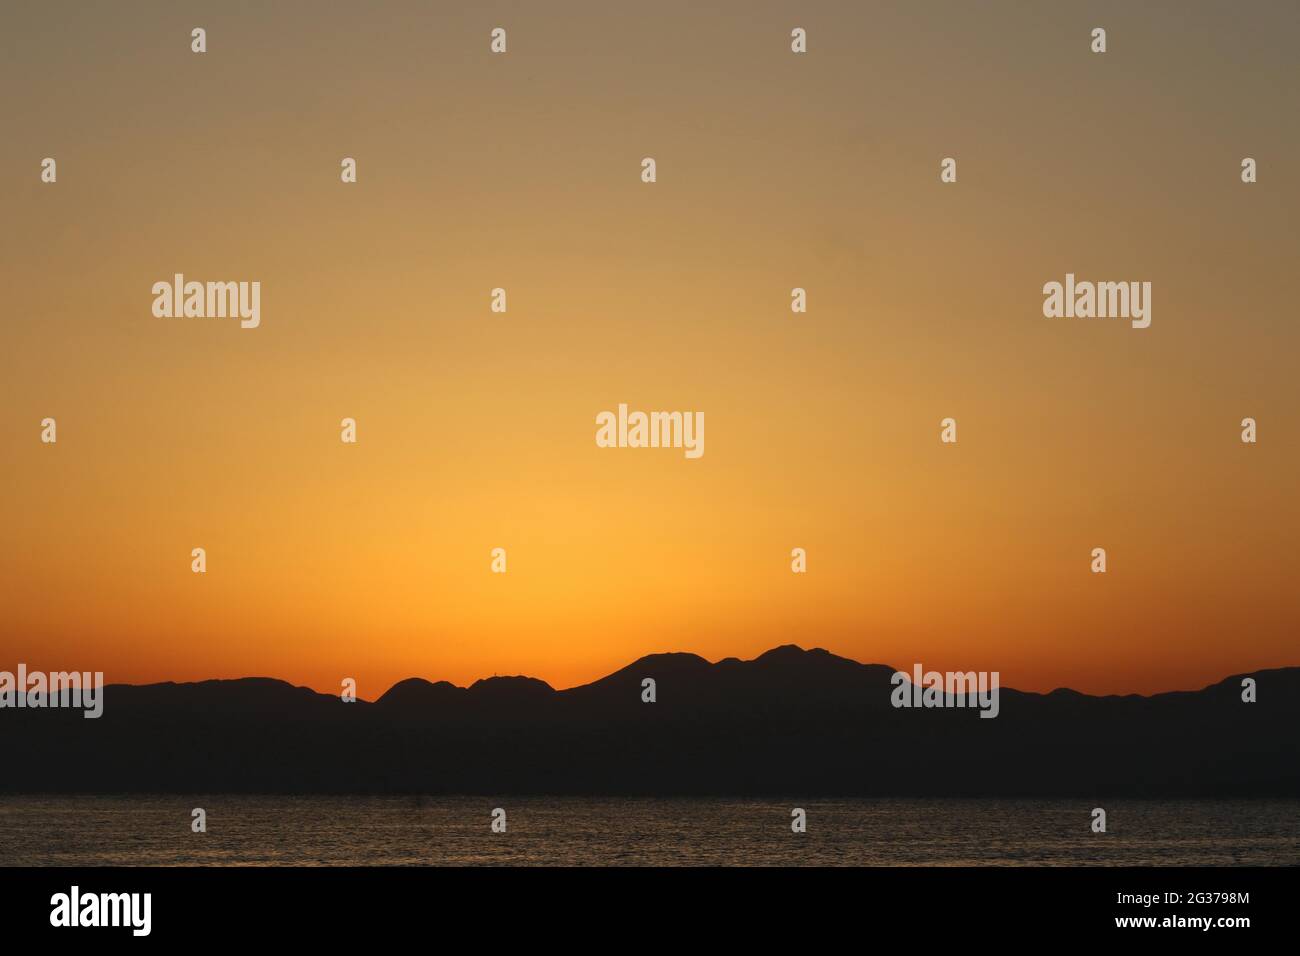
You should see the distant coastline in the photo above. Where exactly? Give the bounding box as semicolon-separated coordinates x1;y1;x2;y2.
3;646;1296;797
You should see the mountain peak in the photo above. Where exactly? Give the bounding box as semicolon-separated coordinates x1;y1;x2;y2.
756;644;813;660
376;677;463;708
626;651;711;671
467;675;555;700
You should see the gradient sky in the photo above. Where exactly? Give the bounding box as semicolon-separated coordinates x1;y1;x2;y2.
2;1;1297;697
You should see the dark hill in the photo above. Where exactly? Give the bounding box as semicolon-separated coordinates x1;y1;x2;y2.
3;647;1295;796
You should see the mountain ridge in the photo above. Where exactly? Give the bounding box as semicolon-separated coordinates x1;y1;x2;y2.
4;645;1296;797
83;643;1293;706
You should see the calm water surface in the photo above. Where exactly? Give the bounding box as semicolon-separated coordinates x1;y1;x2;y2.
1;796;1295;866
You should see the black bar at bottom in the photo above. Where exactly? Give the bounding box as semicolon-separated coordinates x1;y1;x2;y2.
0;865;1280;941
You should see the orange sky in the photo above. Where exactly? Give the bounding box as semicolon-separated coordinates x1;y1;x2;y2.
2;1;1297;697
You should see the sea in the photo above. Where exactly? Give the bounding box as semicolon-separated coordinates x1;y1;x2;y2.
1;796;1295;866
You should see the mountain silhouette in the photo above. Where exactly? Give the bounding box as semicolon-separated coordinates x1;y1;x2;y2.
3;646;1296;796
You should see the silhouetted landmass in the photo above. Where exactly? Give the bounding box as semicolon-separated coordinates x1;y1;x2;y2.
4;646;1296;796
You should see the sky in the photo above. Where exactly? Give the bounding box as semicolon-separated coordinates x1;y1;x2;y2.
2;1;1297;697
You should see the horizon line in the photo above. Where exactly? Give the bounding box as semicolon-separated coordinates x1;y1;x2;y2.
38;644;1291;704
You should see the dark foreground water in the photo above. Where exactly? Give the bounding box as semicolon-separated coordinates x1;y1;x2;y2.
1;796;1295;866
